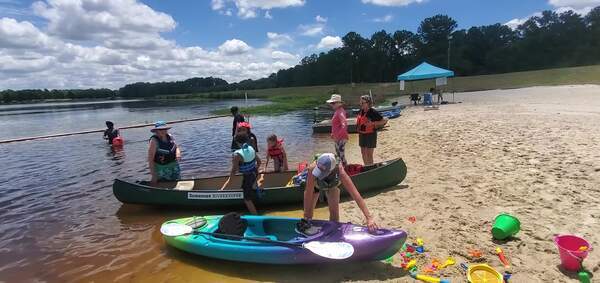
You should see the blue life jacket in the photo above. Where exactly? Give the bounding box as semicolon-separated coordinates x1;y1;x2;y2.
151;134;177;165
234;143;256;174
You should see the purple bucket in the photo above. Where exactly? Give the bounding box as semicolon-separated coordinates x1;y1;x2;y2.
554;235;592;271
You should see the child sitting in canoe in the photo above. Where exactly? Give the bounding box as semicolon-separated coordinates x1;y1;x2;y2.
263;134;288;173
220;132;262;214
297;153;378;235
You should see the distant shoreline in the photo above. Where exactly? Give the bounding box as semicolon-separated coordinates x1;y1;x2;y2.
3;64;599;114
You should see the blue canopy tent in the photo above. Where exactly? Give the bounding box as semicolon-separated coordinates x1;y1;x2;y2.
397;62;455;104
397;62;454;81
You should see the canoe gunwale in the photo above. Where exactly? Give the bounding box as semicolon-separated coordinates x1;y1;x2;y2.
113;158;406;206
114;158;402;193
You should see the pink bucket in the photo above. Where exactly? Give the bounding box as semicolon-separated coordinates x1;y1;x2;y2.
554;235;592;271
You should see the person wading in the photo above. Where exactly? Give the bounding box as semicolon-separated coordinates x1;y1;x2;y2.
148;121;181;185
230;106;245;150
220;132;262;214
103;121;120;144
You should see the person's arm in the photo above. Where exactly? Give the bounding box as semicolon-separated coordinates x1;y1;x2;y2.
175;145;182;161
338;164;378;231
220;155;240;190
262;155;270;173
282;148;289;171
255;155;262;169
373;117;388;127
303;165;317;220
367;110;387;128
148;139;158;184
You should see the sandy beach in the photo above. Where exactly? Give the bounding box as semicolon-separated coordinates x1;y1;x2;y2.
336;85;600;282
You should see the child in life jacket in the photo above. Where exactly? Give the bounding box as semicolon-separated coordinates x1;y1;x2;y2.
264;134;289;172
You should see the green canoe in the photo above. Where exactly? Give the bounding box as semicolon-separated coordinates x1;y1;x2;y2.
113;158;407;208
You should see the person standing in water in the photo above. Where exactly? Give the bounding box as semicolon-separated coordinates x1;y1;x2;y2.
220;132;262;214
297;153;378;235
356;95;388;165
103;121;120;144
233;122;258;152
148;121;181;185
230;106;245;150
326;94;348;166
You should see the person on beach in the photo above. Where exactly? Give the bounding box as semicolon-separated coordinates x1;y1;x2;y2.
220;132;262;214
296;153;378;235
103;121;120;144
233;122;258;152
356;95;388;166
327;94;348;166
230;106;245;150
148;121;181;185
264;134;288;172
435;88;444;104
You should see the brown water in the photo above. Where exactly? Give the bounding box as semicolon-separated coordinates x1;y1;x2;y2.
0;100;392;282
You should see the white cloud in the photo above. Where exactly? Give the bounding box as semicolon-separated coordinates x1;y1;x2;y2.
211;0;305;19
505;0;598;29
271;50;297;60
373;14;393;22
554;5;595;14
315;15;327;22
0;17;52;49
316;35;343;50
218;39;251;55
265;10;272;19
32;0;176;41
266;32;293;48
0;1;301;89
548;0;600;8
299;23;324;36
361;0;427;7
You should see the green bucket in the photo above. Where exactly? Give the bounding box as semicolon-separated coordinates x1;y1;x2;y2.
492;213;520;240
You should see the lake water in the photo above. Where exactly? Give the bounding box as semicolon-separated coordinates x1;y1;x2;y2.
0;99;349;282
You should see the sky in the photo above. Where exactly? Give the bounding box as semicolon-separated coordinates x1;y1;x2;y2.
1;0;599;90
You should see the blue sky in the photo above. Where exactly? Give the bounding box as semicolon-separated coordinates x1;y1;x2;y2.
1;0;598;89
144;0;552;48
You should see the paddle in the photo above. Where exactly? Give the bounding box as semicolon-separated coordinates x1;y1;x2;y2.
160;222;354;260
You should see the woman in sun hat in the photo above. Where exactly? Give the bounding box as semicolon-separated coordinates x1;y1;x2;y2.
296;153;378;235
148;121;181;185
326;94;348;166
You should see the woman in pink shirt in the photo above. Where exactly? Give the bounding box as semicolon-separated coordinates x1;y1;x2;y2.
326;94;348;166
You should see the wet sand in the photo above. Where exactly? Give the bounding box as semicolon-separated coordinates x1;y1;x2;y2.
339;85;600;282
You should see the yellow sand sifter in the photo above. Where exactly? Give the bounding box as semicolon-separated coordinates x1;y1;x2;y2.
467;264;503;283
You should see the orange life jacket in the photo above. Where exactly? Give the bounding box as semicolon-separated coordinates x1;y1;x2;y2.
267;139;284;158
356;111;375;134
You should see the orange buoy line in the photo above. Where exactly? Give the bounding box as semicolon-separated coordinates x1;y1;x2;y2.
0;114;229;144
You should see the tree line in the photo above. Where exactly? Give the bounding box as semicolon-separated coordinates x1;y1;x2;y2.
2;6;600;102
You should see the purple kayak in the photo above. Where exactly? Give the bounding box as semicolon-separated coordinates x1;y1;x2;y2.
162;215;407;264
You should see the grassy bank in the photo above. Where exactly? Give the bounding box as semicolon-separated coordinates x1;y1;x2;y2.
161;64;600;115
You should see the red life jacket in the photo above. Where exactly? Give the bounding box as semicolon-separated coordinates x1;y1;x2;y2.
267;139;284;158
356;110;375;134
